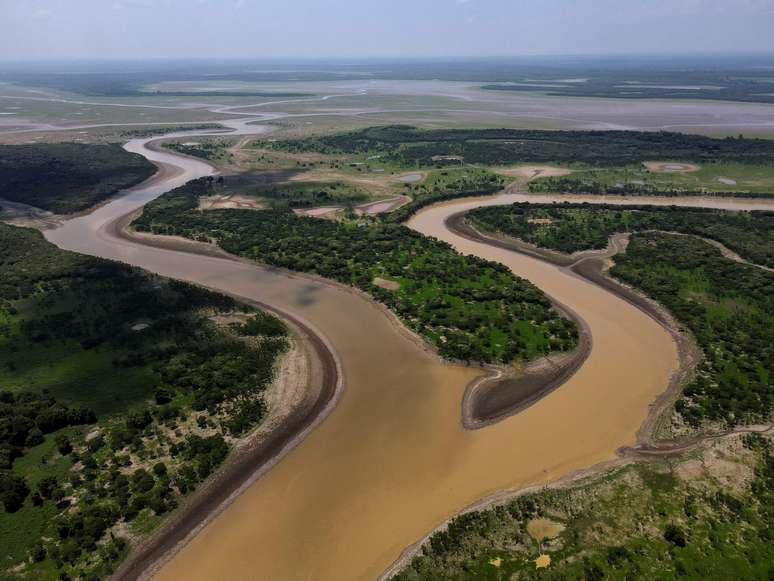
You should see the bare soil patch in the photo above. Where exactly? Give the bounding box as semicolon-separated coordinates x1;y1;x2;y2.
394;173;425;184
527;518;565;541
357;195;411;215
496;165;572;179
643;161;700;174
295;206;341;219
198;194;265;211
372;277;400;291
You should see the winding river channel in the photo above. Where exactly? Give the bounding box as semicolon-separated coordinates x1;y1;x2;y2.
42;127;774;580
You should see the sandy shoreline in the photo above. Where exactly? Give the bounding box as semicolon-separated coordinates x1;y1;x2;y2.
31;125;752;580
448;212;593;428
110;215;344;581
107;203;608;577
380;208;706;579
447;211;701;445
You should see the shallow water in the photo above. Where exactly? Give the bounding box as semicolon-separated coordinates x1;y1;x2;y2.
43;139;772;580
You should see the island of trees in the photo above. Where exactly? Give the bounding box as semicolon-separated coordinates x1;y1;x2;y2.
261;126;774;167
133;178;578;364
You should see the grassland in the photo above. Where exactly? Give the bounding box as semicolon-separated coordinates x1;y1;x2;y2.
0;223;289;579
0;143;156;214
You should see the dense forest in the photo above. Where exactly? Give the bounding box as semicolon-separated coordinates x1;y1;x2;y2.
0;143;156;214
263;126;774;167
394;433;774;579
133;179;577;364
0;224;288;579
611;233;772;427
469;203;774;267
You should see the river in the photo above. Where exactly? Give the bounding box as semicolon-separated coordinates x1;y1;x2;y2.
43;135;774;580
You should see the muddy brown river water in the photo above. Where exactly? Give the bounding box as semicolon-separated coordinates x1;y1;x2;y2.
43;134;774;580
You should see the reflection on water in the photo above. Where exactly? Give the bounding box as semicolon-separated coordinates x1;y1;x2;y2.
43;140;772;580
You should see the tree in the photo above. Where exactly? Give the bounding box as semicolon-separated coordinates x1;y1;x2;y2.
55;434;72;455
0;471;30;512
664;524;687;547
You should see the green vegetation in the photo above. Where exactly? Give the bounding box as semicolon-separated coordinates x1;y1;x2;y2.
529;164;774;198
470;205;773;427
394;433;774;580
0;143;156;214
119;124;225;138
469;203;774;267
214;172;371;209
262;126;774;167
387;168;504;222
163;139;233;163
133;178;577;364
0;223;288;579
611;233;772;427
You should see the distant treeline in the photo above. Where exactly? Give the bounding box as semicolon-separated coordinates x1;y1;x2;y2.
482;76;774;105
0;143;156;214
264;126;774;167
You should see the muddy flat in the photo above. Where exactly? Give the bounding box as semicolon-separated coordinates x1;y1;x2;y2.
644;161;700;173
496;165;572;178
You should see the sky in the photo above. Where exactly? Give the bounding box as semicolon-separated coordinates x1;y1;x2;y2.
1;0;774;61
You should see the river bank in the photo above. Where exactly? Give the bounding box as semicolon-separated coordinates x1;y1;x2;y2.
446;212;702;446
39;122;771;580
